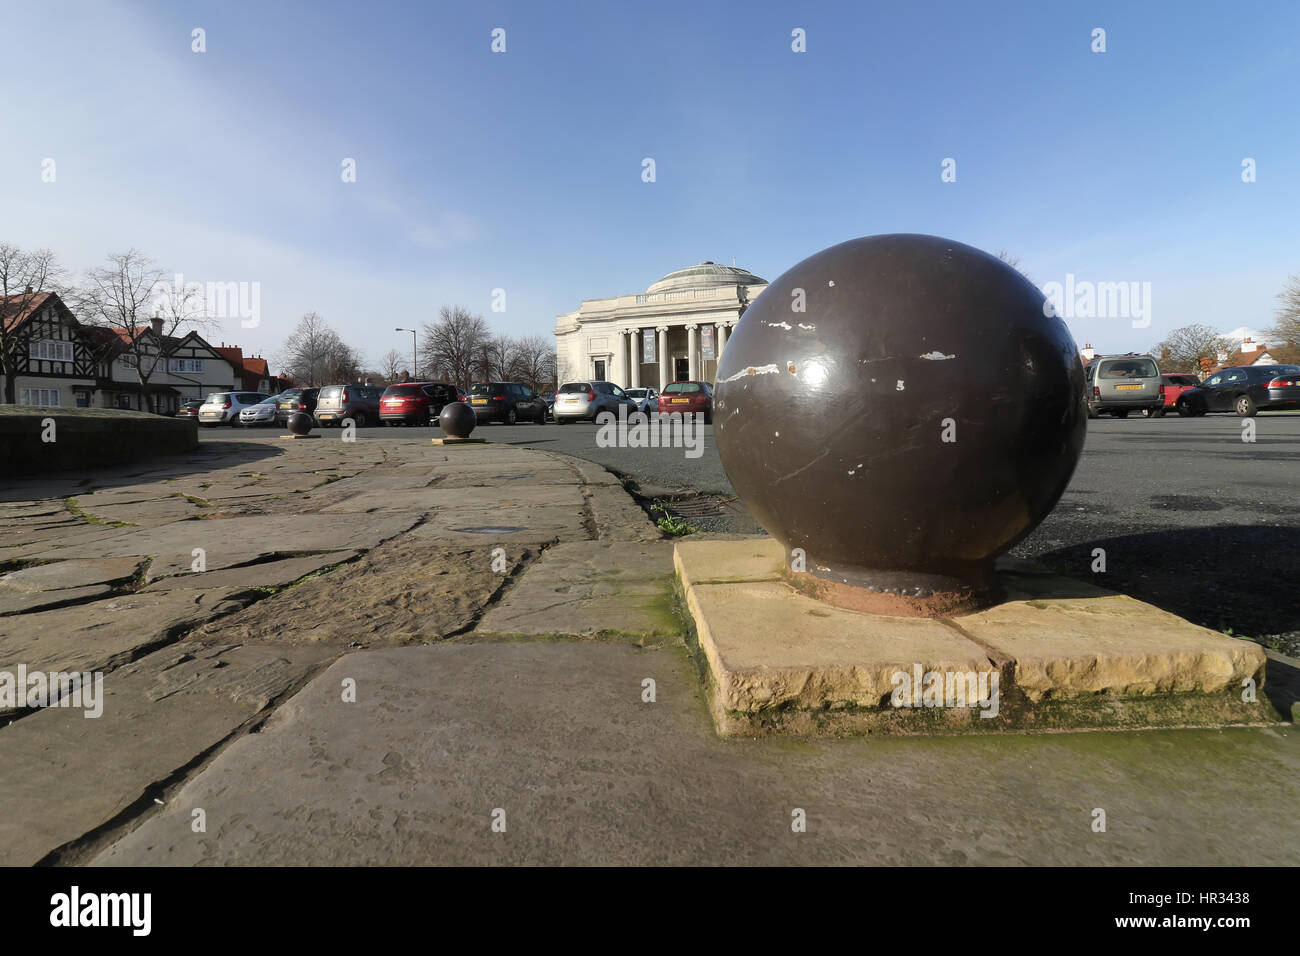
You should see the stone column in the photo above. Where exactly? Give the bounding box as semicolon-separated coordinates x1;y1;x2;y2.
614;330;627;387
657;326;669;392
629;330;640;388
717;323;728;359
687;325;699;381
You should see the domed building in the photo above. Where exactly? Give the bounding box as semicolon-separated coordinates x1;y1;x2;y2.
553;261;767;390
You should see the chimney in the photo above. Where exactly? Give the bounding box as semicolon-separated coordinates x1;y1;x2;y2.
151;316;164;337
1081;343;1095;361
1160;348;1170;361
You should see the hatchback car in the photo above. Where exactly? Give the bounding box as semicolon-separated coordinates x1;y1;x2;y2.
198;391;272;426
380;382;464;426
624;387;659;415
274;388;320;425
553;381;637;423
655;381;714;423
175;400;202;420
1147;372;1201;416
1265;369;1300;410
314;385;384;427
238;395;279;427
1175;364;1300;417
467;382;548;425
1084;355;1163;418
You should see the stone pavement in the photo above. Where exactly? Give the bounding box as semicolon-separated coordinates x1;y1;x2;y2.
1;434;1298;865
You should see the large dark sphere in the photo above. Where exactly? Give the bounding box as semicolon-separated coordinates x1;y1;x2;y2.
287;411;314;436
439;401;477;438
714;234;1086;594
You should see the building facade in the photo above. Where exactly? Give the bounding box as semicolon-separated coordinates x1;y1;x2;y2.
0;292;100;407
554;261;767;389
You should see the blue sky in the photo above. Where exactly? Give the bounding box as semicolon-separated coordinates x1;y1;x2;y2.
2;0;1296;366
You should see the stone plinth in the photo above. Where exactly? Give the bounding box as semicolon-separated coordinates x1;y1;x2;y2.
675;537;1274;737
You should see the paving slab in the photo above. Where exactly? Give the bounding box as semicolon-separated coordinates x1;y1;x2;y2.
87;642;1300;866
0;590;249;704
474;541;677;640
406;503;590;545
144;551;357;591
194;541;535;646
0;555;140;591
28;513;419;578
0;641;335;866
0;583;117;615
318;484;584;514
675;536;1275;735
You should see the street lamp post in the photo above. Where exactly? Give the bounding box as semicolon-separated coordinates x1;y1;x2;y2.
395;328;417;381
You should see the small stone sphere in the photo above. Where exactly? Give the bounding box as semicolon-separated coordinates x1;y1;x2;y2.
439;401;477;438
287;411;314;436
713;234;1086;606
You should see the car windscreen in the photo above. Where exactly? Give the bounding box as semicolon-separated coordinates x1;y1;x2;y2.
385;385;424;397
468;384;498;395
204;393;227;404
558;383;591;393
625;389;647;398
662;382;702;393
1100;359;1158;378
318;387;342;399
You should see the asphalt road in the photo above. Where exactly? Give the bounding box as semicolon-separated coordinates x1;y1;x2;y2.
203;413;1300;651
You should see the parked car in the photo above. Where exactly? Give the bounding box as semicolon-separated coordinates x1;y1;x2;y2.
1145;372;1202;416
553;381;637;423
624;386;659;415
380;382;463;426
655;380;714;423
1084;354;1163;418
175;401;202;420
238;395;279;427
1265;369;1300;410
1175;364;1300;417
274;387;320;425
541;390;556;420
198;391;272;426
466;382;548;425
314;384;384;427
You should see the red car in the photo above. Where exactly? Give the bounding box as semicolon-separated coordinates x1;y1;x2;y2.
1149;372;1201;416
655;380;713;423
379;382;465;426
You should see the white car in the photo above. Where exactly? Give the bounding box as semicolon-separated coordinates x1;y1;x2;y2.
198;391;272;426
623;387;658;415
238;395;279;427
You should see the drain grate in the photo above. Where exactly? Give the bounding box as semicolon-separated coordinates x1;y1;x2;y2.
451;526;526;534
492;474;533;480
661;497;726;519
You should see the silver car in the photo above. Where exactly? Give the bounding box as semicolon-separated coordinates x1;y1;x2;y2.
623;386;658;415
554;381;638;423
1085;354;1163;418
238;395;278;427
198;391;272;426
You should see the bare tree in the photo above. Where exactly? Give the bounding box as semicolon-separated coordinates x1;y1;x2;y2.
420;305;486;388
511;334;557;391
1268;273;1300;344
276;312;361;386
0;243;66;404
1152;323;1235;373
67;249;211;413
380;348;405;383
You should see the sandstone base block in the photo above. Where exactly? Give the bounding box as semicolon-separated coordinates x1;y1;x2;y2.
675;537;1275;737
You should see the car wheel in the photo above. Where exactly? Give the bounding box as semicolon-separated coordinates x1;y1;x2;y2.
1176;399;1193;417
1152;408;1165;418
1086;404;1098;419
1113;409;1129;419
1235;394;1257;417
704;409;713;425
505;408;517;426
352;411;367;427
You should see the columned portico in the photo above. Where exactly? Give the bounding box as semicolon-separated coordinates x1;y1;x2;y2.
553;261;768;391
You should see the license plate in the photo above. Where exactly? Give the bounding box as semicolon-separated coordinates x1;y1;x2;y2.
1115;384;1141;391
471;398;487;404
672;398;689;404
